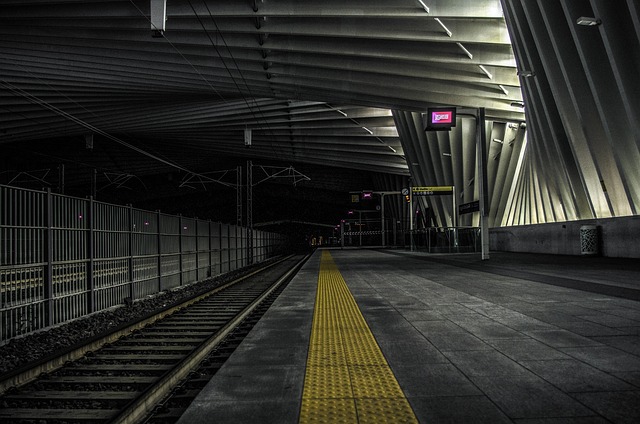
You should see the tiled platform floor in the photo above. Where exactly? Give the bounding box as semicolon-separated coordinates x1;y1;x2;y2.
179;249;640;423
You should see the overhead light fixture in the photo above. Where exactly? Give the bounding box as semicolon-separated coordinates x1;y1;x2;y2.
434;18;452;37
518;70;535;77
387;146;397;153
456;42;473;59
576;16;601;26
498;85;509;95
362;126;374;135
510;101;525;108
442;152;452;157
418;0;430;13
492;139;504;144
478;65;493;80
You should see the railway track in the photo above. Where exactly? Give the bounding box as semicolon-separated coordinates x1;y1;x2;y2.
0;254;308;423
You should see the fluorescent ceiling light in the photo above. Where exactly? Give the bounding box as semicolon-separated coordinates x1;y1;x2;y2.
434;18;452;37
492;139;504;144
362;126;374;135
576;16;601;26
510;102;525;108
418;0;430;13
478;65;493;80
498;85;509;95
387;146;397;153
456;42;473;59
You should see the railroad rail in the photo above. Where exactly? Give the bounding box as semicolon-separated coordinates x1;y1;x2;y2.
0;254;308;423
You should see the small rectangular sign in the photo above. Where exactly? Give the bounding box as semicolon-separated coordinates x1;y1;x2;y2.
431;110;454;125
412;186;453;196
425;107;457;131
459;201;480;214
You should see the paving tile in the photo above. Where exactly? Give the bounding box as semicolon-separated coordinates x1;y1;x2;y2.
444;350;531;377
399;308;444;321
554;321;626;337
411;319;467;335
488;339;571;361
408;395;512;424
452;320;527;340
178;399;300;424
426;332;492;352
378;339;449;365
391;363;481;397
607;308;640;320
591;335;640;356
221;342;309;366
193;365;305;402
572;391;640;424
513;417;611;423
560;346;640;372
469;373;594;419
525;330;602;348
522;311;583;325
611;371;640;388
577;314;640;328
520;359;635;392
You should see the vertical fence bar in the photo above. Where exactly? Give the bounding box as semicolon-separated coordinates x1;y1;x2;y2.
157;210;162;293
87;196;95;313
44;188;53;327
208;220;212;277
128;204;134;301
178;215;183;286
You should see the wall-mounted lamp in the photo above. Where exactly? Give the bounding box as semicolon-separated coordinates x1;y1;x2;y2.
576;16;601;26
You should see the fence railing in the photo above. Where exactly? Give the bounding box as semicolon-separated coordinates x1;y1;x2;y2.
0;185;286;343
409;227;481;253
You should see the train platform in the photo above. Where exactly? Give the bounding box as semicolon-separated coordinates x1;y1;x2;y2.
178;249;640;424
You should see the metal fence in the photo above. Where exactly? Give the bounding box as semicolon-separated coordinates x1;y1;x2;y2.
0;185;286;343
410;227;481;253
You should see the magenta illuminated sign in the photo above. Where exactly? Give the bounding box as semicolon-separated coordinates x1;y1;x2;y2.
426;107;457;130
431;110;453;124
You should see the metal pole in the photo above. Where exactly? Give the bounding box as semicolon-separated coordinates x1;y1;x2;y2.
157;210;162;292
409;186;414;251
381;193;385;247
44;188;53;327
358;211;362;247
477;108;490;260
246;160;253;264
452;186;458;250
128;204;134;299
340;221;344;249
87;196;94;313
236;165;242;227
178;214;183;285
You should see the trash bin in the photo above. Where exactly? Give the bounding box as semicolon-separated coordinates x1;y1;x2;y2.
580;225;598;255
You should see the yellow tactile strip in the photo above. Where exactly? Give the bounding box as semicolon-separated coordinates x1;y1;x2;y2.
299;251;418;423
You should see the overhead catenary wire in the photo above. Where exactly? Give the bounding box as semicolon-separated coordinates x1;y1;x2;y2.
0;80;220;183
189;0;286;159
128;0;226;102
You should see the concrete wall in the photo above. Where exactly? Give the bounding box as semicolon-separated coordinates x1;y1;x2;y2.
490;216;640;258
